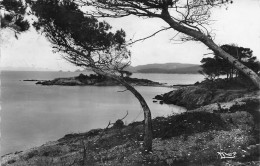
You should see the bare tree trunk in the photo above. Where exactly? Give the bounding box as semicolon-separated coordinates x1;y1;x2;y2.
118;79;153;152
161;11;260;89
92;68;153;152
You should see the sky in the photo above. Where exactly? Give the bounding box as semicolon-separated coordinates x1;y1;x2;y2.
1;0;260;71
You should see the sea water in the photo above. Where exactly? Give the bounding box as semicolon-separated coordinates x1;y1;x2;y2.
0;71;204;155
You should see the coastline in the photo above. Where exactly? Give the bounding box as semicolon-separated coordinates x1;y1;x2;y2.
2;83;259;165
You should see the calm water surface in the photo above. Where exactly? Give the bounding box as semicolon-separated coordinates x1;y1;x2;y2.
1;71;204;155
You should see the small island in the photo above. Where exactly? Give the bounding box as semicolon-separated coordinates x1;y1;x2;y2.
34;73;167;87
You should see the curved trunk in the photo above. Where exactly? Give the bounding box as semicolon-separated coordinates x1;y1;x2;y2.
116;78;153;152
92;69;153;152
161;11;260;89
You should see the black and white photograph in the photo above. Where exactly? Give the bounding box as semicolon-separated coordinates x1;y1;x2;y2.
1;0;260;165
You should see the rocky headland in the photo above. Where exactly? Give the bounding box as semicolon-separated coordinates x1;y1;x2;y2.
33;73;167;87
154;86;249;109
154;79;258;109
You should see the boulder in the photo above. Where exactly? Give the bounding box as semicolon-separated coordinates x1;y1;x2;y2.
154;95;163;100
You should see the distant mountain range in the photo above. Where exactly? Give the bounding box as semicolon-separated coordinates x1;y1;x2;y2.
1;63;202;74
127;63;201;74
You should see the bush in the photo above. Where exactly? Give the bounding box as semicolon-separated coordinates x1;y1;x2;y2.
113;120;124;128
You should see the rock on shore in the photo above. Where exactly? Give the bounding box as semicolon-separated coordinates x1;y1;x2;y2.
35;73;166;87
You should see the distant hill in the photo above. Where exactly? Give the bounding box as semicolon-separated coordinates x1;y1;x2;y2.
126;63;201;74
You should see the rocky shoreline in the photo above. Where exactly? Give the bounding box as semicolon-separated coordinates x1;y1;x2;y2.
31;73;168;87
153;86;249;109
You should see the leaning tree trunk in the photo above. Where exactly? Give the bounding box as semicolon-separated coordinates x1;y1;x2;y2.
92;68;153;152
161;10;260;89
